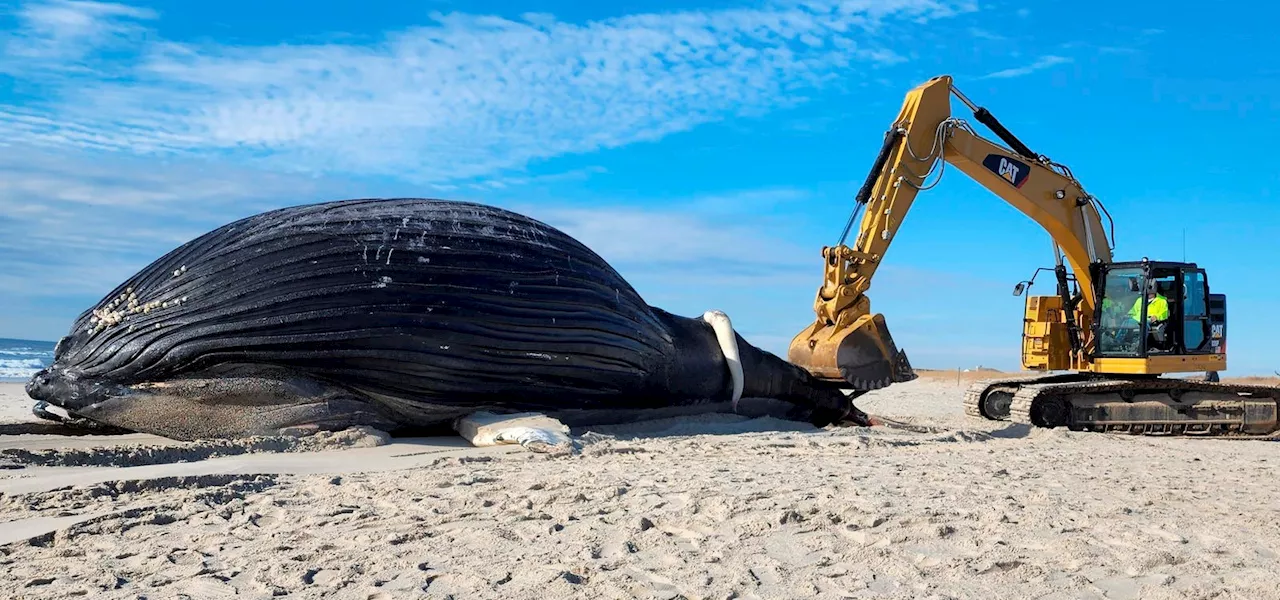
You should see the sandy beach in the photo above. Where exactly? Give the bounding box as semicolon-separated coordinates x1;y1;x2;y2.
3;375;1279;600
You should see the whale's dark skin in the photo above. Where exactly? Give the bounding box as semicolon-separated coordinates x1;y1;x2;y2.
25;198;868;441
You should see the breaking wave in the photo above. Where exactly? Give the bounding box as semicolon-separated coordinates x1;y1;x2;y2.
0;339;54;380
0;358;46;379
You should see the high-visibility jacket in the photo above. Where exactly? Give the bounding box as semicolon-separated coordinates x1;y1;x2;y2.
1130;294;1169;322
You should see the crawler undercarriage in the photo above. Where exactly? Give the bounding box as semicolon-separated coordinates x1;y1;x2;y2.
964;373;1280;437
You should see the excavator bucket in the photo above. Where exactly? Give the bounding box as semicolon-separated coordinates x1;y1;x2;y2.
789;312;917;391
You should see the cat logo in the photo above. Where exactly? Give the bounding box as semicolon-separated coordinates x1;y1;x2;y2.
981;154;1030;188
997;159;1020;183
1211;323;1224;339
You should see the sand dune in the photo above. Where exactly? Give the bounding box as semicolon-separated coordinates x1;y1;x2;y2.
3;380;1279;599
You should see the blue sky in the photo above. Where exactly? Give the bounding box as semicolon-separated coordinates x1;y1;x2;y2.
0;0;1276;374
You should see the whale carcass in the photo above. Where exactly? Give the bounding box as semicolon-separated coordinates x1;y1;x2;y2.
25;198;870;449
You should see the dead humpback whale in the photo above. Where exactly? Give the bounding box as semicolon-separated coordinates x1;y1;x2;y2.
25;198;869;449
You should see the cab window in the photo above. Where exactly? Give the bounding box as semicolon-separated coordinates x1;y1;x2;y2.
1096;267;1144;355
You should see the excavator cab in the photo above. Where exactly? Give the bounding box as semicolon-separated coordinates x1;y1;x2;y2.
1091;261;1226;363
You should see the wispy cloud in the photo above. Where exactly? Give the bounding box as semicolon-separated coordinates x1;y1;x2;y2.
967;27;1005;41
0;147;342;211
533;205;811;268
980;55;1072;80
0;0;977;185
2;0;155;62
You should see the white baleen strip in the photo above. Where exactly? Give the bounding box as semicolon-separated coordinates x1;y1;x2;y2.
701;309;744;411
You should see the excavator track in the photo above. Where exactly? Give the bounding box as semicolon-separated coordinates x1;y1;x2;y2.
973;377;1280;436
963;373;1089;421
961;385;986;418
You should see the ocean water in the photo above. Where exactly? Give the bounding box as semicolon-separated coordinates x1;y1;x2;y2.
0;338;55;382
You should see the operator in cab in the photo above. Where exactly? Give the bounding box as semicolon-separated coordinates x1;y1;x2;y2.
1130;282;1169;324
1101;296;1126;327
1101;278;1140;329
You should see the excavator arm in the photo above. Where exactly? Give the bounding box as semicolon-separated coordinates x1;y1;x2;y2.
789;75;1114;391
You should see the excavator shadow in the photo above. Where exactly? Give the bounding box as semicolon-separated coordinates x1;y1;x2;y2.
986;423;1034;439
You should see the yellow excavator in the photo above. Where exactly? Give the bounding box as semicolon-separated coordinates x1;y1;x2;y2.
788;74;1280;436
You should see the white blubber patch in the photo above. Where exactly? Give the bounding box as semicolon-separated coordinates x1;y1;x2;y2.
701;309;743;412
454;411;573;453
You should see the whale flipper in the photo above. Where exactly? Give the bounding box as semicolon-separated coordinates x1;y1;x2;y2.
454;411;575;454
